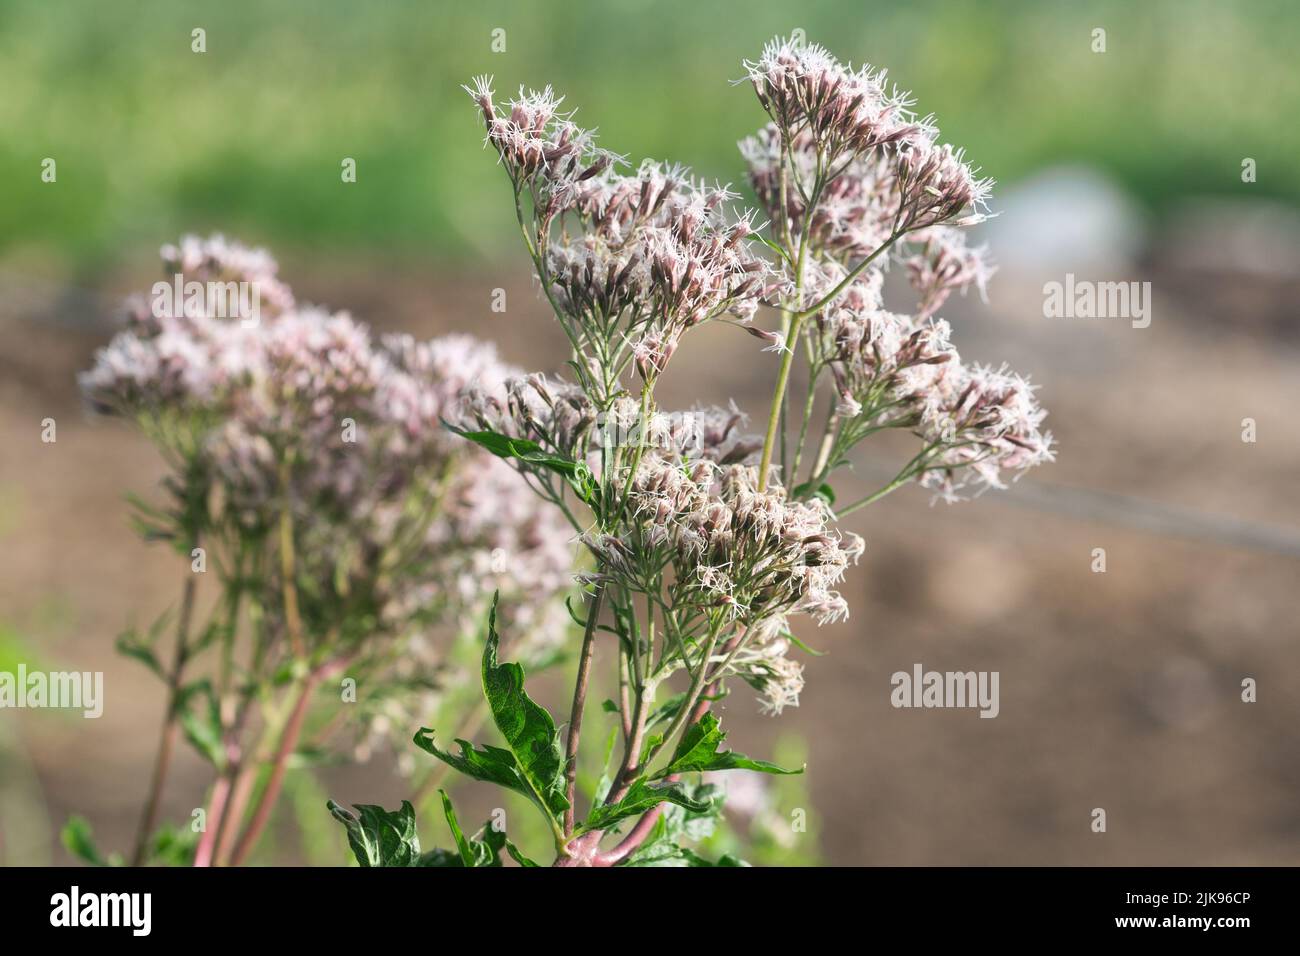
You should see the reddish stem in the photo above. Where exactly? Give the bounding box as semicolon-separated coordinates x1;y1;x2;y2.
130;570;198;866
594;796;669;867
584;637;741;866
227;656;350;866
191;773;231;868
563;584;604;835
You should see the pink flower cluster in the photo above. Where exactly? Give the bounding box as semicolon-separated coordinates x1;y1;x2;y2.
743;38;925;161
741;37;993;259
814;293;1053;497
465;79;785;386
80;236;575;647
902;226;996;320
917;363;1055;501
737;38;1046;501
586;454;864;630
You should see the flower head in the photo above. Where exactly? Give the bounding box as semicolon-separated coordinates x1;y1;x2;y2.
743;37;924;161
918;362;1055;500
903;226;996;319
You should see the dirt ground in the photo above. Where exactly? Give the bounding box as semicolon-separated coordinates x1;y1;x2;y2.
2;238;1297;865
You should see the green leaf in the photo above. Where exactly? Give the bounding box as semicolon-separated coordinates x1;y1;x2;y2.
416;848;465;867
412;730;536;803
646;689;724;729
61;816;122;867
413;599;570;843
326;799;423;867
505;841;540;867
657;713;803;777
675;782;726;841
581;777;712;833
638;731;664;767
781;630;826;657
147;824;199;867
791;480;836;506
114;621;167;679
592;725;620;805
115;639;163;679
615;781;726;866
444;423;596;505
177;681;224;768
479;595;569;822
125;492;176;542
438;790;506;868
680;848;749;867
752;231;794;266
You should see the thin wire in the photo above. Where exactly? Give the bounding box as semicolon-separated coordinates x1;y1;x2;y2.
999;479;1300;559
850;458;1300;559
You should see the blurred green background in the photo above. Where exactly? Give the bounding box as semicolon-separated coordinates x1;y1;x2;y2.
4;0;1297;269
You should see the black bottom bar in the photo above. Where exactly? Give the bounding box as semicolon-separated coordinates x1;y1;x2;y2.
0;866;1281;940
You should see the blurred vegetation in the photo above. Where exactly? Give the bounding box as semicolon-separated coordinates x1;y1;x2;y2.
2;0;1297;271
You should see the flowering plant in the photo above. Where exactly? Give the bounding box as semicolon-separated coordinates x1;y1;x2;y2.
329;37;1053;867
74;237;574;866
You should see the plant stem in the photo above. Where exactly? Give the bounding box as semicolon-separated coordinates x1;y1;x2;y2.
790;366;820;482
617;644;633;740
758;169;815;492
130;561;199;867
277;461;306;659
758;313;803;493
614;383;654;521
562;583;604;835
644;627;721;769
809;409;840;484
836;469;919;516
591;633;739;867
605;683;649;807
792;232;903;321
191;773;230;868
212;763;256;866
594;803;664;866
207;647;267;866
227;656;350;866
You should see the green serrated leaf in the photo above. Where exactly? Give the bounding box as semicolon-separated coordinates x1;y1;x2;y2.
413;599;572;847
479;595;569;822
581;777;712;833
438;790;505;868
613;780;725;866
657;713;803;777
413;730;533;801
326;799;422;867
444;423;596;505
